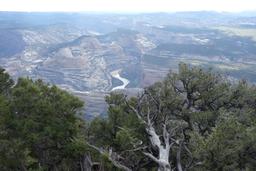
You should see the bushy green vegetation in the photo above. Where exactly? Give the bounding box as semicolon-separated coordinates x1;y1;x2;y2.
0;69;87;170
1;63;256;170
88;63;256;170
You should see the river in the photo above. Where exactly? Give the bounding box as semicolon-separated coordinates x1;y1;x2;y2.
110;69;130;91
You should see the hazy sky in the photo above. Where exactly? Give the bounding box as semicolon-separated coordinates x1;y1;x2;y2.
0;0;256;13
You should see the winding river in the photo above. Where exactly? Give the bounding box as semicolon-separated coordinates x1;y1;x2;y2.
111;69;130;91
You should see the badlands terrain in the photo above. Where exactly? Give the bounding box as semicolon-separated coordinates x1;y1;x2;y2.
1;12;256;117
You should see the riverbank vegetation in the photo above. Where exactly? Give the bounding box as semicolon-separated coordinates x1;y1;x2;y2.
0;63;256;170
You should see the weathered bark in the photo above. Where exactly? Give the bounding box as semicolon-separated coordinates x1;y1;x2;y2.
87;143;132;171
128;99;172;171
144;122;171;171
20;161;28;171
80;154;92;171
176;141;183;171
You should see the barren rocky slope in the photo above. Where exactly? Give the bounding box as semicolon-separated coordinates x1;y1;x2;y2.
1;12;256;117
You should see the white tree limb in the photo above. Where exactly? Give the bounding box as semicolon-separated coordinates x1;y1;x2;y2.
87;143;132;171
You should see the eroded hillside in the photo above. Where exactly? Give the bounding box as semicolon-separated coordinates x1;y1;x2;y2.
1;12;256;117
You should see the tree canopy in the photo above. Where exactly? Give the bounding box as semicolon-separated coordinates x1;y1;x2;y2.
0;64;256;171
88;63;256;171
0;69;86;170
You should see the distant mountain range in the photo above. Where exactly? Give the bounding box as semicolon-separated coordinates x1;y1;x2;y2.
1;11;256;117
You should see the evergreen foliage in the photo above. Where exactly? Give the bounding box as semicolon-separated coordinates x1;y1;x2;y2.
0;64;256;170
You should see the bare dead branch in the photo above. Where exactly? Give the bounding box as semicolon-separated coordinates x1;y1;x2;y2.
176;141;183;171
87;143;132;171
143;152;161;164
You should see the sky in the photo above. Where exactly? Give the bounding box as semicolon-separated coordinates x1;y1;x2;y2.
0;0;256;13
